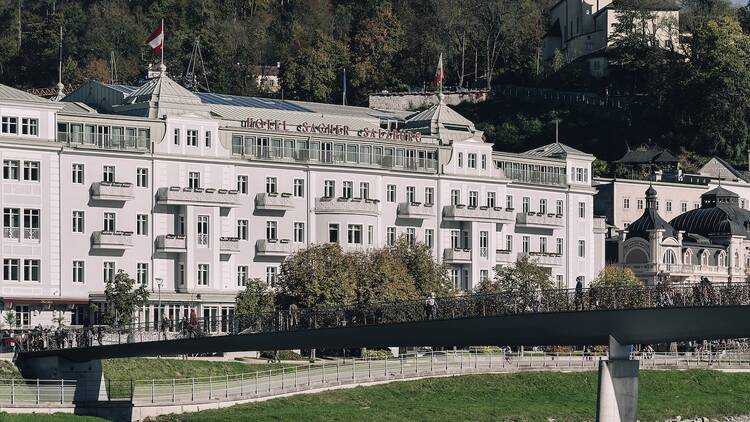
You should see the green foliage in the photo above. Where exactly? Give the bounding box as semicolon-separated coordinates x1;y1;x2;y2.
478;256;553;295
235;278;275;317
259;350;304;361
386;236;452;298
364;349;394;360
101;270;149;326
591;265;642;288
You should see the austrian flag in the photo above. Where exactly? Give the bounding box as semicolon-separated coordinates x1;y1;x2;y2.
146;20;164;55
434;53;444;89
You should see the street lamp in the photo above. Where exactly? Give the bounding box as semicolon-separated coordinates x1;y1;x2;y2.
156;278;164;337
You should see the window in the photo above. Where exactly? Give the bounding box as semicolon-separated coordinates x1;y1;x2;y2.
266;177;277;194
386;184;396;202
72;163;84;184
469;191;478;208
480;269;489;282
72;261;85;283
458;152;463;167
103;165;115;183
522;197;530;213
425;229;434;248
266;221;277;240
197;264;209;286
556;200;564;216
663;250;677;265
480;231;488;258
197;215;209;246
23;209;39;240
505;235;513;251
294;179;304;197
451;189;461;205
348;224;363;244
451;269;460;289
487;192;496;208
468;153;476;169
556;275;564;288
173;128;180;145
368;225;374;245
236;175;248;194
136;263;148;284
386;227;396;246
637;199;644;210
205;131;212;147
3;259;19;281
103;212;116;232
425;187;434;205
266;266;277;285
406;186;416;203
23;161;39;181
329;223;339;243
539;199;547;214
103;262;115;284
406;227;416;244
540;237;548;253
294;222;305;243
2;116;18;134
666;201;672;212
522;236;530;253
21;118;38;136
3;208;19;239
3;160;19;180
342;181;353;199
578;202;586;218
178;263;185;286
681;201;688;213
360;182;370;199
324;180;336;198
506;195;513;210
578;240;586;257
556;238;564;255
623;198;630;209
237;266;248;287
188;172;200;189
187;129;198;146
481;155;487;170
72;211;85;233
14;305;29;328
450;230;460;249
136;214;148;236
237;220;248;240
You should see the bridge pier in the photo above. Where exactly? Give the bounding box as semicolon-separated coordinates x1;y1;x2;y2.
15;355;108;402
596;336;639;422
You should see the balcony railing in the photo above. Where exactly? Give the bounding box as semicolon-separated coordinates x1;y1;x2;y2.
519;251;564;266
256;239;295;257
630;263;728;276
496;249;515;263
197;234;209;246
501;167;567;186
57;132;149;151
442;205;515;223
23;228;40;241
315;197;380;216
90;181;134;201
443;248;472;263
232;145;439;174
156;187;241;207
255;192;293;211
515;212;564;228
155;235;186;253
220;237;240;253
91;231;133;250
3;227;19;239
397;202;435;219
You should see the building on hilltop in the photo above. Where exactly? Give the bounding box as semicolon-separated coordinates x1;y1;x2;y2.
0;68;605;330
618;185;750;284
543;0;681;77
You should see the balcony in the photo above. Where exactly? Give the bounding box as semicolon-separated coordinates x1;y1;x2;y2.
155;234;186;253
315;197;379;216
256;239;295;257
90;181;134;201
156;187;241;207
519;252;563;266
515;212;564;228
397;202;435;219
219;237;240;254
2;227;19;240
443;248;472;264
496;249;515;264
91;231;133;250
255;192;293;211
442;205;515;223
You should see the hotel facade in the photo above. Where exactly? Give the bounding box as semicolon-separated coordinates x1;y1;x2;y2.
0;69;605;329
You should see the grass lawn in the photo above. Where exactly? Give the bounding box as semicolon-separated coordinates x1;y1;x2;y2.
151;370;750;422
0;414;104;422
102;358;290;382
0;360;22;379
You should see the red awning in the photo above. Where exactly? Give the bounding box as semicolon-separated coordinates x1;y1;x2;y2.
1;297;89;305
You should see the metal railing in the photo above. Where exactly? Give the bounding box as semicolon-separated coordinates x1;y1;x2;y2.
3;227;20;239
56;132;149;151
23;228;40;240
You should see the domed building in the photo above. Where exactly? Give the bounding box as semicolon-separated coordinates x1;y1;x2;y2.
618;185;750;284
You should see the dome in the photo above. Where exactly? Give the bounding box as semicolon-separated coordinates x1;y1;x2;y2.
669;205;750;238
626;209;675;240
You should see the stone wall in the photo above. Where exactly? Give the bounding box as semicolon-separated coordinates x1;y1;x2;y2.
368;90;489;111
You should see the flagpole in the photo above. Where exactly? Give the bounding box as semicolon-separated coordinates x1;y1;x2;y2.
160;19;164;67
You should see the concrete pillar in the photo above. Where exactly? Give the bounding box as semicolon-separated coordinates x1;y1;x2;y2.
16;356;107;402
596;335;639;422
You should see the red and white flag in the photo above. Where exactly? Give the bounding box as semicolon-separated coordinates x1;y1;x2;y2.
146;20;164;55
433;53;444;89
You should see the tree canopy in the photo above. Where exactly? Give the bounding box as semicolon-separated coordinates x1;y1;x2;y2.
100;270;150;326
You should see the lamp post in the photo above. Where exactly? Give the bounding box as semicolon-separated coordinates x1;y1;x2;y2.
156;278;164;337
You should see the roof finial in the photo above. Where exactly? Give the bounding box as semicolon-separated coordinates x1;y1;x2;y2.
554;118;560;144
57;25;64;96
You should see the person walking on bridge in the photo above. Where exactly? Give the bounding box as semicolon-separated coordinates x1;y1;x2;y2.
575;279;583;310
425;293;437;320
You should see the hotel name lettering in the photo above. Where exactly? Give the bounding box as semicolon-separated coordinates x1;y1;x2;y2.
241;118;422;142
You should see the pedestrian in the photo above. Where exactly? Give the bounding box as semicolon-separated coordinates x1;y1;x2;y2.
575;279;583;310
96;326;104;346
425;293;437;320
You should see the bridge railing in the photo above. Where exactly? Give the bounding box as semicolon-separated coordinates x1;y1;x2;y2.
15;282;750;351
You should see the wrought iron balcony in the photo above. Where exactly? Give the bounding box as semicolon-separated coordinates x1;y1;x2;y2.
155;234;186;253
442;205;515;223
90;181;134;201
156;187;241;207
91;231;133;250
220;237;240;253
315;197;380;216
397;202;435;219
255;192;294;211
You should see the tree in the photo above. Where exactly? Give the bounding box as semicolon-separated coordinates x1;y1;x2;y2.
235;278;275;316
591;265;642;288
477;256;552;311
388;236;452;298
101;270;149;326
277;243;356;308
590;265;644;308
353;248;418;304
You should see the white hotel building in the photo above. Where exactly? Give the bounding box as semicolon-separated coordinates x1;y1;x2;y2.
0;69;605;329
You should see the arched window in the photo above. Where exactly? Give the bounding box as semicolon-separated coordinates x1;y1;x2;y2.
683;249;692;265
700;251;709;266
663;249;677;265
717;251;727;267
735;252;740;269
